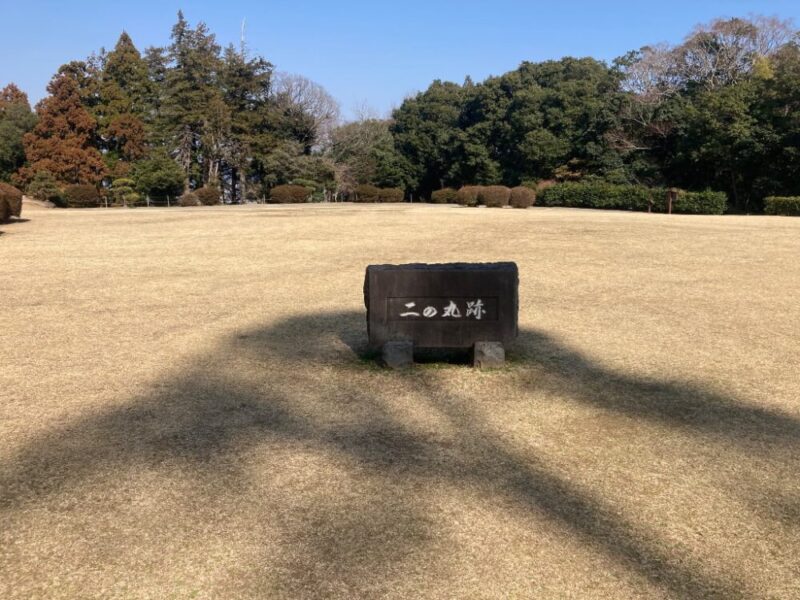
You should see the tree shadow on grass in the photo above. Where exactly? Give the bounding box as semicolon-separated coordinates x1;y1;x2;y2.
2;310;799;597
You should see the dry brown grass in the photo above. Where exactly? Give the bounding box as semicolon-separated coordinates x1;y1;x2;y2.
1;203;800;599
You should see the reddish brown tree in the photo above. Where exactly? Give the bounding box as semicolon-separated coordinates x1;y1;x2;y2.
0;83;29;108
17;75;106;185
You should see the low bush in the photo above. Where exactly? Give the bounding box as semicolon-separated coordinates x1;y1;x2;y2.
763;196;800;216
431;188;458;204
378;187;404;203
195;186;220;206
456;186;482;207
0;182;23;221
269;184;310;204
178;192;199;207
354;184;381;203
672;190;727;215
63;184;100;208
26;171;62;205
479;185;512;208
510;186;536;209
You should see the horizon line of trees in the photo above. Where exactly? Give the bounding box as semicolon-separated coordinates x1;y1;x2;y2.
0;13;798;212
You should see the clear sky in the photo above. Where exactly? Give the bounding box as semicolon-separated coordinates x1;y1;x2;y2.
2;1;798;119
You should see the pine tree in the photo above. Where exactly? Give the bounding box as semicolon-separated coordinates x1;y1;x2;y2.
161;11;223;189
18;75;106;185
96;32;151;177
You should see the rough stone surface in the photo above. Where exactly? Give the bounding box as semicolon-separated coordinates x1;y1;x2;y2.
364;262;518;350
472;341;505;368
382;341;414;369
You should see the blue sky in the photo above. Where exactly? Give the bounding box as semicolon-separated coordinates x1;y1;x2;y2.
1;1;798;119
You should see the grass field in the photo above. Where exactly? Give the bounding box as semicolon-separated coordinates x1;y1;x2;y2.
1;203;799;599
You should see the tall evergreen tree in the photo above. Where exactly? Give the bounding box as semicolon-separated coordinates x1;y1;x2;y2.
161;11;222;189
18;75;105;185
0;84;37;182
96;32;150;177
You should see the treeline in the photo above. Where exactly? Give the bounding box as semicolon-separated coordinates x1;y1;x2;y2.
1;13;799;213
1;11;339;205
388;15;800;213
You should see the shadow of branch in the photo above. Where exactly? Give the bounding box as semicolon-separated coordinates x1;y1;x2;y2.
3;310;798;597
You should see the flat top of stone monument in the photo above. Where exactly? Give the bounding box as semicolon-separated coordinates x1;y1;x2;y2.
367;262;517;272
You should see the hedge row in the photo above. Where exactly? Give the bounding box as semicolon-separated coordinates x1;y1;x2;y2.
0;182;23;221
433;185;537;208
538;182;726;215
353;185;404;203
764;196;800;216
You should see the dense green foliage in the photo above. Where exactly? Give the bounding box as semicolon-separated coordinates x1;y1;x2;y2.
538;182;726;214
63;184;101;208
110;178;140;206
764;196;800;215
0;85;36;182
6;13;341;204
388;16;800;213
132;149;185;201
539;182;658;211
672;191;728;215
4;13;800;214
26;170;62;205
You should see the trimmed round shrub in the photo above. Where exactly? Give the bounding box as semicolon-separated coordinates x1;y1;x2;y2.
63;184;100;208
354;184;381;203
479;185;511;208
378;187;404;203
456;186;481;207
178;192;199;207
764;196;800;216
431;188;458;204
195;186;220;206
0;182;23;221
269;184;310;204
510;186;536;209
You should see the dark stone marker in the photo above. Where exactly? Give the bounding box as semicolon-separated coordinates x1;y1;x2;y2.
364;262;518;367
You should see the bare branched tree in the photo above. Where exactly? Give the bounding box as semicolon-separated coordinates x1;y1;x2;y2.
272;72;340;150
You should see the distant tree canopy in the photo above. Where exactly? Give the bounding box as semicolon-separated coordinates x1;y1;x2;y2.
3;13;799;211
8;12;341;202
387;14;800;211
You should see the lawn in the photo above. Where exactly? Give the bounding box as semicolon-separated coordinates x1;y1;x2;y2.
1;203;799;599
